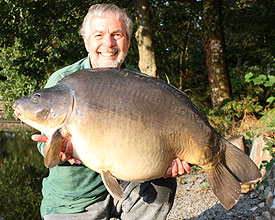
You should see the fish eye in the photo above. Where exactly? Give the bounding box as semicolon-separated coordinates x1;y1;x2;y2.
32;94;40;103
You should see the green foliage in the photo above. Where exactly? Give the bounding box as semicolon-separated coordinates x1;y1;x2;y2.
207;95;263;135
152;1;206;88
0;130;47;220
260;109;275;132
245;73;275;87
200;183;210;192
245;70;275;109
0;38;47;117
207;55;274;135
0;0;140;118
190;165;203;174
0;0;274;123
261;140;275;172
260;137;275;187
0;0;94;118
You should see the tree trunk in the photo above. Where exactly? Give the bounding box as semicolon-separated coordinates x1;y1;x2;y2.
179;51;184;90
135;0;157;77
179;18;191;91
202;0;232;107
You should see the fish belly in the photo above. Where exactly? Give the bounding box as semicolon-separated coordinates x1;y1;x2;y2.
64;68;219;180
69;110;175;182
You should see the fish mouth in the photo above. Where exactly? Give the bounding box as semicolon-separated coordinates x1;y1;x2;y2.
14;110;22;119
13;102;23;120
12;102;29;122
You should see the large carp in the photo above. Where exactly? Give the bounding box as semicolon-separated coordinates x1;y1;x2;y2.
13;68;261;210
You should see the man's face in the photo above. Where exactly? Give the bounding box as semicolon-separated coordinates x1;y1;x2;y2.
84;14;130;68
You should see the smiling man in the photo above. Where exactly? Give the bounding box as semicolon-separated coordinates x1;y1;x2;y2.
83;13;130;68
33;4;190;220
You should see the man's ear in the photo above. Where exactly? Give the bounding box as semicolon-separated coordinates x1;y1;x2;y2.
127;39;131;51
83;38;90;53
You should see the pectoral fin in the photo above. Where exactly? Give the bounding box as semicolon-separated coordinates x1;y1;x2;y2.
101;170;124;200
44;129;65;168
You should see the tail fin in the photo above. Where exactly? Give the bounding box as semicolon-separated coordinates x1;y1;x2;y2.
205;163;240;210
223;139;262;183
205;139;261;210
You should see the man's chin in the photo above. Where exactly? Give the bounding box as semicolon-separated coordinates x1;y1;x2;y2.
92;59;124;68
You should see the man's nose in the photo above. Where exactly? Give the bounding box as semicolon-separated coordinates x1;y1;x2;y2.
102;35;114;47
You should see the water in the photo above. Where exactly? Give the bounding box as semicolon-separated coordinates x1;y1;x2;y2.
0;129;47;220
0;130;37;159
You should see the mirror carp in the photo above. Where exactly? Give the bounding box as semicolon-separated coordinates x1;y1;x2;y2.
13;68;261;210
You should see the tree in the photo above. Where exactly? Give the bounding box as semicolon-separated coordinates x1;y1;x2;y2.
0;0;94;117
135;0;157;77
1;0;274;118
202;0;232;107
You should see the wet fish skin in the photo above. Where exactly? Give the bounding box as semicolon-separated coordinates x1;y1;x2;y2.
13;68;261;210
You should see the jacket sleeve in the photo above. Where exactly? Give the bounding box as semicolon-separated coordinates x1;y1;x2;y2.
37;141;46;157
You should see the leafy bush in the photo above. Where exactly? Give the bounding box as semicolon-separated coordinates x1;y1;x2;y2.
207;95;264;135
0;39;48;118
207;59;275;135
260;137;275;172
245;71;275;109
0;0;90;118
259;136;275;187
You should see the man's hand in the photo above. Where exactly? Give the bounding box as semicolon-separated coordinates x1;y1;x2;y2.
31;134;81;165
164;158;191;178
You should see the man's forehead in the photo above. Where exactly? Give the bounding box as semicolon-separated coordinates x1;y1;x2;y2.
90;16;126;32
94;11;120;19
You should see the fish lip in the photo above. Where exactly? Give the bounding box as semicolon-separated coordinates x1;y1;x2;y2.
13;107;23;120
12;102;24;120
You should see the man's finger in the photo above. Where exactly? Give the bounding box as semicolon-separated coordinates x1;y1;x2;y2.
31;134;48;143
176;158;185;175
171;159;178;177
181;160;191;174
164;167;172;178
65;141;73;159
68;158;82;165
61;139;67;153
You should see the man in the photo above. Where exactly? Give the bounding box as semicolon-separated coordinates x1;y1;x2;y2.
32;4;190;219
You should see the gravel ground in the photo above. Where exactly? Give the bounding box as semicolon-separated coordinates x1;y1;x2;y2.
167;172;266;220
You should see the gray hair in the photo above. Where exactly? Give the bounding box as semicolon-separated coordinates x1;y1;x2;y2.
80;4;133;40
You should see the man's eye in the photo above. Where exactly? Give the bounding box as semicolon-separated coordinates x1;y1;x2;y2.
94;34;102;39
113;33;122;39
